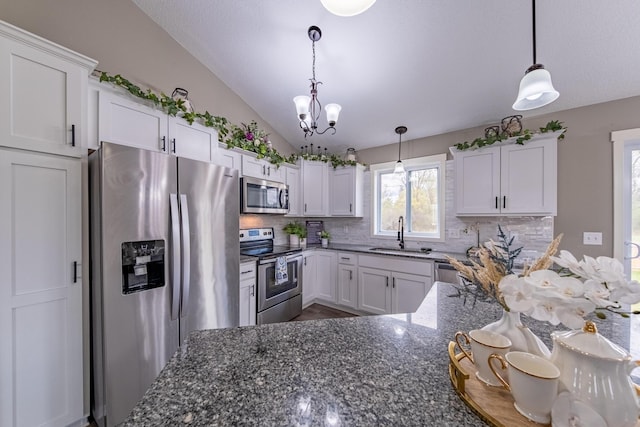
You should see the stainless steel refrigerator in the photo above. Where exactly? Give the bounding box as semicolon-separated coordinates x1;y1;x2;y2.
89;142;239;427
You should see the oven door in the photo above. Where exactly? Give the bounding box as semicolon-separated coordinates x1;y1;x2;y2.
241;177;289;214
257;253;302;312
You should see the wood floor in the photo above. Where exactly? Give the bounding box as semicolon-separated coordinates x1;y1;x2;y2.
290;303;358;321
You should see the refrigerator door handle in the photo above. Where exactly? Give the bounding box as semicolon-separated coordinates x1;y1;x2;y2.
179;194;191;317
170;193;181;320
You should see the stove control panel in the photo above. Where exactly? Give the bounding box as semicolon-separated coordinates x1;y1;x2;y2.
239;227;274;242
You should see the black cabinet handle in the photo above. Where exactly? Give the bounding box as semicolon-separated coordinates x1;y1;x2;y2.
171;138;176;153
304;258;307;266
349;203;352;213
262;165;266;175
495;196;498;209
250;285;255;297
304;203;307;213
386;277;389;287
268;166;271;176
71;124;76;147
503;196;506;209
73;261;78;283
161;136;166;151
393;277;396;288
349;270;353;281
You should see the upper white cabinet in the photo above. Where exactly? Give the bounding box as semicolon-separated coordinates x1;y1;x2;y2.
215;143;242;171
0;21;97;157
453;133;559;216
241;154;285;183
301;160;329;216
330;165;364;216
285;165;302;217
96;89;218;163
0;148;83;427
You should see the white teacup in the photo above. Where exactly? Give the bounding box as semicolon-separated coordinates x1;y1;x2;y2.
489;351;560;424
455;330;512;387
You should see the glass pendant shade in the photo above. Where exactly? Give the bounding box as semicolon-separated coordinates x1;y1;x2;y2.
320;0;376;17
293;96;311;118
325;103;341;126
394;160;405;174
512;66;559;111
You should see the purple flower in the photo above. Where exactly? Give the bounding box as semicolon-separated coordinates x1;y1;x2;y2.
246;132;254;141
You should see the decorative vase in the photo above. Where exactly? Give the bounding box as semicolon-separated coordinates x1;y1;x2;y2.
289;234;300;248
321;238;329;248
481;309;550;358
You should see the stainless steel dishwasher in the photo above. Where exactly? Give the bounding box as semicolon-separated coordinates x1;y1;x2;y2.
434;260;462;284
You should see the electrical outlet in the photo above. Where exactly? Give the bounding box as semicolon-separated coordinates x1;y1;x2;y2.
343;225;349;234
583;232;603;245
448;229;460;238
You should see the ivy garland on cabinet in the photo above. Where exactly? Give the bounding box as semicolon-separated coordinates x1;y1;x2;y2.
97;71;359;168
453;120;567;152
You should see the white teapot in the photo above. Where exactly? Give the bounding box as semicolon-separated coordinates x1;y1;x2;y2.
549;321;640;427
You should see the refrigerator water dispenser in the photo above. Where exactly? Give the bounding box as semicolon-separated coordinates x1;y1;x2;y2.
121;240;165;294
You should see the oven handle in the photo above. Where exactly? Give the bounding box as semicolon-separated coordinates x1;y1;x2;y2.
259;254;302;265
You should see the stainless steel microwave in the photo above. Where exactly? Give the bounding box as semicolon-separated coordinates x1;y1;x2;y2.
241;177;289;214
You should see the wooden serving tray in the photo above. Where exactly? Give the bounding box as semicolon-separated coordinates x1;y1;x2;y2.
448;341;550;427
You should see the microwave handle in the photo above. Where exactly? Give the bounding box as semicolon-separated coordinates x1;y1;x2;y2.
279;188;289;209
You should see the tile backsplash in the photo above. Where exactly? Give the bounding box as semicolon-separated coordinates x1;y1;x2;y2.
240;160;554;258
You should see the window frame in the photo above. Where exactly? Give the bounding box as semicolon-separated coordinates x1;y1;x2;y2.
370;154;446;242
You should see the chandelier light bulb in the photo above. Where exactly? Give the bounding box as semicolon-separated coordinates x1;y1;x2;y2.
513;66;559;111
325;103;342;126
394;160;405;175
293;96;311;119
320;0;376;17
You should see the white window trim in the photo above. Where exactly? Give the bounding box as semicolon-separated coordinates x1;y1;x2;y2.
370;153;447;242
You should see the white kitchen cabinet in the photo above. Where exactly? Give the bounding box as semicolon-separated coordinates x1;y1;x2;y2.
215;144;242;172
285;165;302;216
337;264;358;309
0;21;97;157
330;165;364;216
302;251;317;306
454;134;559;216
315;251;337;303
357;255;433;315
0;149;83;427
239;260;257;327
242;154;285;183
97;89;218;162
301;160;329;216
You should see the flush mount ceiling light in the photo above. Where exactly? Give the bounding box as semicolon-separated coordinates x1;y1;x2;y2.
393;126;407;174
320;0;376;17
512;0;559;111
293;26;341;138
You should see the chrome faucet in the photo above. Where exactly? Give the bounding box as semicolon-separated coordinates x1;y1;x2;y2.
397;216;405;249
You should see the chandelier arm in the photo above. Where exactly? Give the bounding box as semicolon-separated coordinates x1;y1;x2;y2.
315;126;337;136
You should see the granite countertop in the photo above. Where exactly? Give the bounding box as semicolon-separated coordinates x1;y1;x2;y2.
240;254;258;263
306;243;469;263
122;283;632;426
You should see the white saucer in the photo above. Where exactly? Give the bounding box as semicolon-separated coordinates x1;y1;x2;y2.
551;391;606;427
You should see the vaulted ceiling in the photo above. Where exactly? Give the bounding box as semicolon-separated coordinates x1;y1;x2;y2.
132;0;640;154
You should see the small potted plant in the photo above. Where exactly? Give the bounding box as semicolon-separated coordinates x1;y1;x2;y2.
283;222;305;248
320;230;330;248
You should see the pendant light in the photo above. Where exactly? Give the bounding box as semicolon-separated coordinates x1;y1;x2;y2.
393;126;407;174
320;0;376;17
512;0;559;111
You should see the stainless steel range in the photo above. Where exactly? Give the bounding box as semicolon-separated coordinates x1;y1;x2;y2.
239;228;303;324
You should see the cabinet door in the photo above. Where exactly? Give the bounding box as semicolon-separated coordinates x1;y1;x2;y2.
302;252;317;306
98;90;168;152
391;272;431;314
0;149;82;427
285;166;301;216
168;117;217;162
455;146;501;215
338;265;358;309
239;280;256;326
500;138;557;215
330;167;355;215
302;160;329;216
315;251;337;303
242;155;268;179
215;145;242;172
0;40;87;157
358;267;390;315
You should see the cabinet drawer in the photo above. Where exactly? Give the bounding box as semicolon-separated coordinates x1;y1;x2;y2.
337;252;357;265
358;254;433;277
240;261;256;279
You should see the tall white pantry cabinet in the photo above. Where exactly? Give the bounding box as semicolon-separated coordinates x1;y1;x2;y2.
0;20;97;427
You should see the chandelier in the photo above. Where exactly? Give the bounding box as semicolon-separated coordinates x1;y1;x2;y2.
293;26;341;138
320;0;376;17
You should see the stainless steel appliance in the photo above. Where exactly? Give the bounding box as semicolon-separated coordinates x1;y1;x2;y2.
239;228;302;324
240;176;289;214
89;142;239;427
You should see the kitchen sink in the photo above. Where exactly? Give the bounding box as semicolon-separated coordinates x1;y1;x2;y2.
368;247;432;255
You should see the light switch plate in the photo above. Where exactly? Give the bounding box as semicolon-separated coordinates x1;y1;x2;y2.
583;232;603;245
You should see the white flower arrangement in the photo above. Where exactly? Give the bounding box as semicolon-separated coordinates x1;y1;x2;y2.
499;251;640;329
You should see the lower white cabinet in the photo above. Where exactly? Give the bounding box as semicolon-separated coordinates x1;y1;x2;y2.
239;260;257;326
0;149;83;427
315;251;337;303
337;252;358;309
357;255;433;315
302;251;317;306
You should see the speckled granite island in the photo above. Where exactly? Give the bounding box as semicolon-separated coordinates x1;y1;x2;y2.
123;282;630;426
